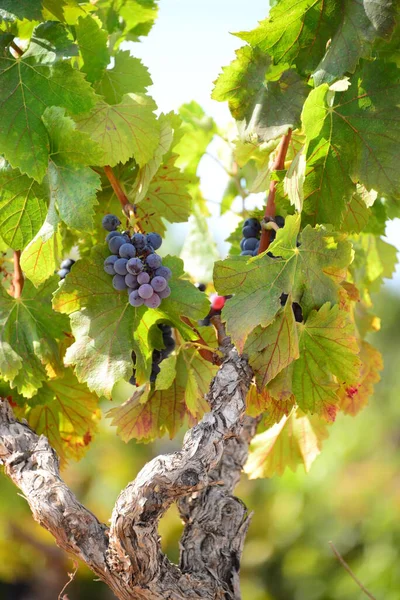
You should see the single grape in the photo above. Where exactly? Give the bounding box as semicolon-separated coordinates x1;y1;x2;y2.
252;249;259;256
125;273;139;288
114;258;128;275
144;293;161;309
132;233;146;248
128;290;144;307
106;231;120;242
60;258;75;270
292;302;303;323
126;257;144;274
152;349;162;364
151;276;167;292
119;243;136;259
108;236;126;255
211;295;225;311
242;224;260;239
157;285;171;299
244;217;261;230
129;373;137;386
243;237;259;251
146;232;162;250
155;266;172;280
104;255;118;275
150;363;161;382
102;214;121;232
137;271;150;285
138;283;154;299
240;238;247;251
113;274;127;291
196;283;206;292
240;250;254;256
142;244;155;255
158;323;172;335
163;336;175;352
57;268;69;279
280;293;289;306
146;253;162;269
274;215;285;228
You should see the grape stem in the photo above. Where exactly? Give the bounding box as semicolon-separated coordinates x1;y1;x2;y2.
10;40;24;56
258;129;292;255
12;250;24;299
329;542;377;600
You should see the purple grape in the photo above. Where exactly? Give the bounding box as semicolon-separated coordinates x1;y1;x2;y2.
240;250;254;256
142;244;155;254
119;243;136;259
155;266;172;280
158;285;171;299
151;276;167;292
106;231;120;242
104;255;118;274
102;214;121;232
57;268;69;279
137;271;150;284
138;283;154;299
242;224;259;238
132;233;146;248
243;237;259;251
125;274;139;288
129;290;144;307
146;232;162;250
146;253;162;269
114;258;128;275
144;293;161;308
126;257;144;274
112;274;127;291
108;236;126;254
61;258;75;269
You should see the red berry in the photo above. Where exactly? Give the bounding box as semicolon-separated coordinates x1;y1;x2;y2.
211;295;226;310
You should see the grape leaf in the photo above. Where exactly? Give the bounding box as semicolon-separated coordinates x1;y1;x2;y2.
75;93;160;167
0;49;96;181
313;0;397;86
214;215;353;350
0;277;68;398
0;161;48;250
20;197;62;287
96;50;152;104
135;154;192;234
23;369;100;464
245;409;329;478
119;0;159;40
174;101;216;176
31;21;78;60
245;383;294;423
351;234;397;298
42;106;102;231
0;0;42;20
213;45;308;142
244;299;299;391
237;0;339;74
76;14;109;83
338;340;383;416
302;61;400;225
292;303;361;417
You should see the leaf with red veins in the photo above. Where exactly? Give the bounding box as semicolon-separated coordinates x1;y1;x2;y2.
244;299;299;391
246;383;294;425
338;341;383;416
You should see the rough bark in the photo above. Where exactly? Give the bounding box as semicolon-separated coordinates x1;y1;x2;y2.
0;342;256;600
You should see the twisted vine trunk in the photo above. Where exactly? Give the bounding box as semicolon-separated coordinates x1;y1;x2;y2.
0;343;256;600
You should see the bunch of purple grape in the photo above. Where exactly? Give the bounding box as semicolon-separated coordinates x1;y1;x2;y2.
102;214;171;309
240;216;285;257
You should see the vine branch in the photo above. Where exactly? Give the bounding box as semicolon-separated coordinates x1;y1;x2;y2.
258;128;292;254
13;250;24;298
329;542;377;600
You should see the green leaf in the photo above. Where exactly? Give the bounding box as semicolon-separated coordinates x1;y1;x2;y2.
0;162;48;250
245;409;329;478
76;14;109;83
313;0;397;86
244;300;299;391
212;45;308;142
31;21;78;60
214;215;353;350
76;93;160;167
174;101;216;175
0;50;97;181
119;0;159;40
20;197;61;287
302;61;400;225
237;0;338;74
96;50;152;104
135;154;192;234
0;277;68;398
24;369;100;464
42;106;102;230
293;303;361;417
0;0;42;20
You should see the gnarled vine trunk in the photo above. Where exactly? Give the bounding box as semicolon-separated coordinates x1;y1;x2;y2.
0;340;257;600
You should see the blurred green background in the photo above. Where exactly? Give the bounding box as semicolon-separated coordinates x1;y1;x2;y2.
1;283;399;600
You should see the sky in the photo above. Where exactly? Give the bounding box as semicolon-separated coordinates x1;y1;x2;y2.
126;0;400;289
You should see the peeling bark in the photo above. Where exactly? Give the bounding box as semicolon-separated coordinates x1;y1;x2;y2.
0;344;256;600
